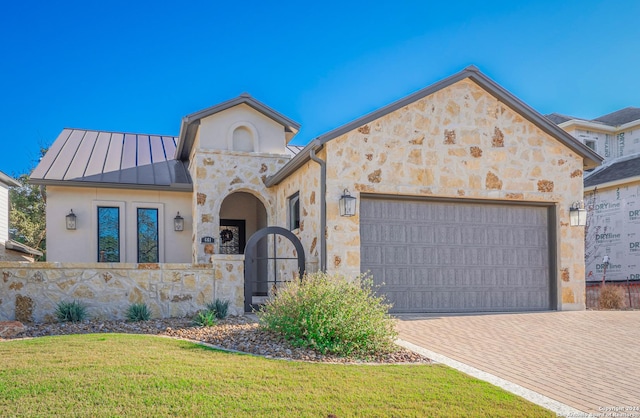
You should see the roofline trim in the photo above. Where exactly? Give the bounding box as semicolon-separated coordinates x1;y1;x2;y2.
0;171;21;187
268;66;603;183
585;175;640;192
29;178;193;192
558;119;617;132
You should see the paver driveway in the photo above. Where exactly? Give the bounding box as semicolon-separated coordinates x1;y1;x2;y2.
396;311;640;415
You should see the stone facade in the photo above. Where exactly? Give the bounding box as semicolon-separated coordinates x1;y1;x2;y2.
281;79;588;309
190;150;288;264
0;262;248;322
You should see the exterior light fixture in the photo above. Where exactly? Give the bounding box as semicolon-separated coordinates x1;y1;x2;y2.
66;210;77;230
569;201;587;227
174;212;185;231
339;189;357;217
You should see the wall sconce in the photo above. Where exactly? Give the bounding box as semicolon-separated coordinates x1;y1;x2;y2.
339;189;357;217
569;201;587;226
66;210;77;230
174;212;185;231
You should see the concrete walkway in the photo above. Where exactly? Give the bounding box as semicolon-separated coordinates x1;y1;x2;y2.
396;311;640;415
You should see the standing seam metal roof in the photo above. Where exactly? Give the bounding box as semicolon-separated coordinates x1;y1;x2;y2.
30;129;192;190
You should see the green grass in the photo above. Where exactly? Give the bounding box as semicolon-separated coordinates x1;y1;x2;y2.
0;334;553;417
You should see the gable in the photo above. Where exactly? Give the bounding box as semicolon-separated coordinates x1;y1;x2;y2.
197;103;291;154
266;66;603;186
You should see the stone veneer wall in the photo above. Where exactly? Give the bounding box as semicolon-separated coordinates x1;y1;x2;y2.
279;79;588;309
330;79;586;309
0;261;246;323
191;150;289;264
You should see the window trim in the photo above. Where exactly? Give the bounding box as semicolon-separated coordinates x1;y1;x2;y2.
288;192;300;230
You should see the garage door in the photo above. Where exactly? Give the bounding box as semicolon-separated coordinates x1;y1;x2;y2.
360;197;553;313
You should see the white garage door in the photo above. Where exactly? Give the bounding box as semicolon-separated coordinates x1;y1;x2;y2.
360;197;553;313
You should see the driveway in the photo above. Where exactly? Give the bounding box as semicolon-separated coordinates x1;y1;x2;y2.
396;311;640;415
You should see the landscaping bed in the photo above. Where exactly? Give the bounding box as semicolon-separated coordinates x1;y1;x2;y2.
2;316;430;364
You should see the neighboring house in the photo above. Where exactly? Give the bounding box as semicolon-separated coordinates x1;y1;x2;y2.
31;66;601;313
0;171;42;262
548;108;640;282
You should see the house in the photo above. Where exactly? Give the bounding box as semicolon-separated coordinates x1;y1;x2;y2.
547;109;640;283
0;171;42;262
26;66;601;316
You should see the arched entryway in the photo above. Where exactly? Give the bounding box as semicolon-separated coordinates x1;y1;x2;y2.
219;192;269;300
244;227;306;312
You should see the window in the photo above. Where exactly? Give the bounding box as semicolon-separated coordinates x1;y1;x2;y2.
98;207;120;262
137;208;159;263
288;192;300;230
585;139;597;152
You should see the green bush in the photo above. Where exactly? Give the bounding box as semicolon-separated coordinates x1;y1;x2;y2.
126;303;152;322
257;271;398;357
55;300;88;323
206;299;230;320
192;310;217;327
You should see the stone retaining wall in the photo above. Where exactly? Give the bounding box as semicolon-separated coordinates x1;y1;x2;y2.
0;261;245;323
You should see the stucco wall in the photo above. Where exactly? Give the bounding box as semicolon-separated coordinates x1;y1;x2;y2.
198;104;288;154
0;183;9;243
46;186;192;263
0;262;234;322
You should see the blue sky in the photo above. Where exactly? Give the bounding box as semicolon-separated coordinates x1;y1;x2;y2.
1;0;639;176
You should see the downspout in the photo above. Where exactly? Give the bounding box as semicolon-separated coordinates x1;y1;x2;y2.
309;148;327;272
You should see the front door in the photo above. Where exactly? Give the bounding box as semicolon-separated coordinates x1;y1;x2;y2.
219;219;246;254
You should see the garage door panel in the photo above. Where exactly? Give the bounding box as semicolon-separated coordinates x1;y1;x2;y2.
361;198;552;313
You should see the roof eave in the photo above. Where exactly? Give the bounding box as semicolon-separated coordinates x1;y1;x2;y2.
0;171;21;188
265;139;323;187
29;178;193;192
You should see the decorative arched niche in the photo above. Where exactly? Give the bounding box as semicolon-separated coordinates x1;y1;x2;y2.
227;121;259;152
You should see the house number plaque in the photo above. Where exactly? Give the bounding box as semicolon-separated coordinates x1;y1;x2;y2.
201;236;215;244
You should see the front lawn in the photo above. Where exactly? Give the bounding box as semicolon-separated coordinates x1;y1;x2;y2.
0;334;553;417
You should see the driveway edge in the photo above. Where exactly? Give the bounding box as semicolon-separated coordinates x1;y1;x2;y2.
397;339;585;417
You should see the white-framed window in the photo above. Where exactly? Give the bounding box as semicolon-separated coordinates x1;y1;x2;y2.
288;192;300;230
585;139;597;152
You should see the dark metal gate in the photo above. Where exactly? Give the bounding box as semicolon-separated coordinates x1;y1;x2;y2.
243;226;306;312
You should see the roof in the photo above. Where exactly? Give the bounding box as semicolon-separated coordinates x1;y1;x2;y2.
593;107;640;126
545;113;578;125
175;94;301;160
3;239;43;257
584;154;640;188
267;66;604;186
30;129;192;191
0;170;20;188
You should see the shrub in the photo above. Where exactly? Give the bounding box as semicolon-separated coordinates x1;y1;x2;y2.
55;300;88;323
206;299;230;320
599;285;625;310
257;271;398;357
192;310;217;327
126;303;152;322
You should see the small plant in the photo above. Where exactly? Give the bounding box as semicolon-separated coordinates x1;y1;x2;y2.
257;271;398;357
599;285;625;309
55;300;88;323
192;310;217;327
126;303;152;322
206;299;230;320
